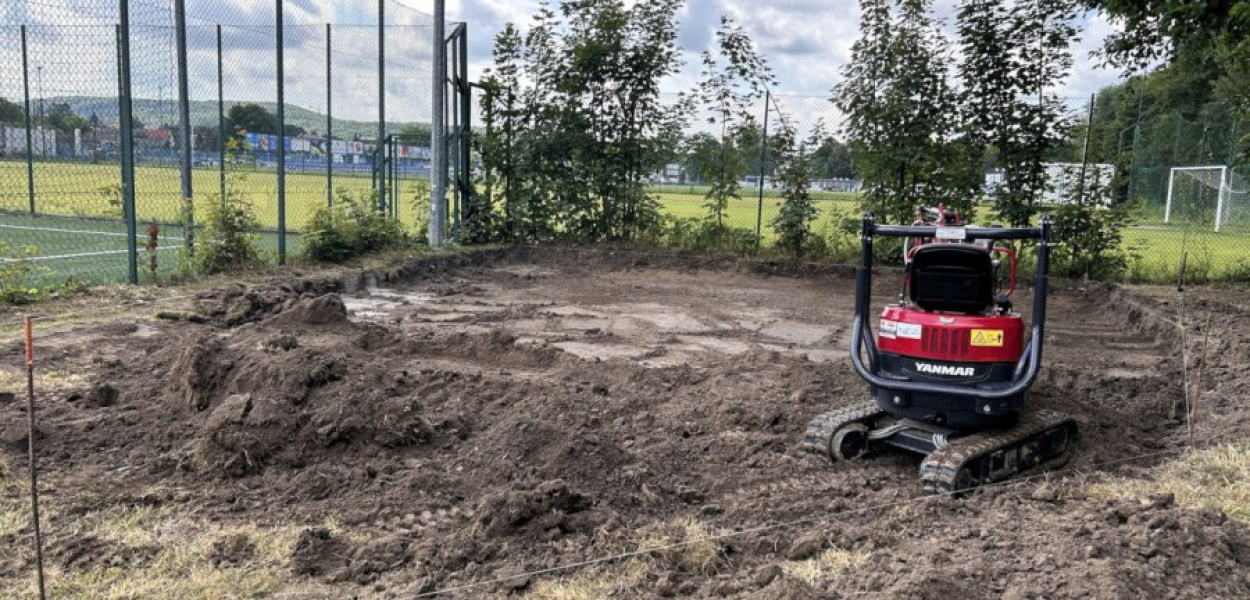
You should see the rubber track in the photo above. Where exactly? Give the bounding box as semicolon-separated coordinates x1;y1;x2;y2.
802;400;885;460
919;409;1077;494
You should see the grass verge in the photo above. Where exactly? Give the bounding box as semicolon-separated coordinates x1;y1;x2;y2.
1088;443;1250;523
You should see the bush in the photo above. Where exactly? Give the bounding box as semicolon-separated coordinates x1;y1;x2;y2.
0;242;54;304
301;188;408;263
1;244;46;304
1051;201;1134;280
771;127;828;259
1049;166;1135;280
195;180;265;275
661;217;759;254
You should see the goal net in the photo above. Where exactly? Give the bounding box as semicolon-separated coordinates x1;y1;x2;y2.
1166;166;1250;233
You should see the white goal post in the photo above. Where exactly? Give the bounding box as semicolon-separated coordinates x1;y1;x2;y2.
1165;165;1249;233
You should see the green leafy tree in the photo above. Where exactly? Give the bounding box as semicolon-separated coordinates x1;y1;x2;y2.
226;103;279;136
772;123;827;258
45;102;89;133
1087;0;1249;165
836;0;974;226
958;0;1082;225
480;0;686;243
694;15;774;231
0;97;24;125
809;137;855;179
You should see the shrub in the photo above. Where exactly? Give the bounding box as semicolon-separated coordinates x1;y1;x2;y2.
661;217;760;254
0;242;53;304
301;188;408;263
1050;166;1135;280
771;127;823;259
195;180;265;275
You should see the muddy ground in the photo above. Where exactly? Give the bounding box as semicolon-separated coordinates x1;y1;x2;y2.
1;247;1248;598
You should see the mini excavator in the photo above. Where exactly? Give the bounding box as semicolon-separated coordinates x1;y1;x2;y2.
804;206;1078;493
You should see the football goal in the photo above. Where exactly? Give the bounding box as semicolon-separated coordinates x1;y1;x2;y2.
1165;166;1249;233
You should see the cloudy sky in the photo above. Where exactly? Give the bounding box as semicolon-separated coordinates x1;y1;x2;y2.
1;0;1123;128
394;0;1123;100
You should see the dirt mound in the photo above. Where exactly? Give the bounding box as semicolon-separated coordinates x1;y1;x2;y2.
266;293;350;328
290;527;352;579
473;480;594;537
195;393;301;476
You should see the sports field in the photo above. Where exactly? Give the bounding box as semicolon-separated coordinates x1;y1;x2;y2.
1;160;1247;283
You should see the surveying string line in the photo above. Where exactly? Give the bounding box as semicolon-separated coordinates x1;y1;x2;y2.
407;444;1200;599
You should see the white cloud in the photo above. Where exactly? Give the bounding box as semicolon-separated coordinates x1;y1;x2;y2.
1;0;1125;128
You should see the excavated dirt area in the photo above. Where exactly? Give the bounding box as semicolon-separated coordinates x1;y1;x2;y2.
1;247;1248;598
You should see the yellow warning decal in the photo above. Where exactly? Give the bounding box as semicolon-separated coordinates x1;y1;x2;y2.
970;329;1004;347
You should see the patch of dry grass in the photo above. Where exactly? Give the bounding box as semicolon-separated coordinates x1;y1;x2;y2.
783;547;869;585
524;517;728;599
0;497;317;600
0;367;88;393
637;518;727;575
524;561;652;600
1088;443;1250;523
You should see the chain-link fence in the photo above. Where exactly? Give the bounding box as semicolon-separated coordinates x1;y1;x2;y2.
1;0;450;285
649;92;856;245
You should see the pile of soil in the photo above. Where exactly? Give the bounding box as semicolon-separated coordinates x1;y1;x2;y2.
2;248;1247;598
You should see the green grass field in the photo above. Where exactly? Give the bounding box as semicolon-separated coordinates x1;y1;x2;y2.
2;160;1247;284
0;159;387;229
654;189;860;244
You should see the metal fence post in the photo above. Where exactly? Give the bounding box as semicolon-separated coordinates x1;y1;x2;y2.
756;90;770;245
377;0;386;212
276;0;286;265
458;24;469;230
117;16;138;284
217;24;224;205
21;25;35;215
390;136;398;218
175;0;194;252
1077;92;1095;204
430;0;446;247
326;23;332;208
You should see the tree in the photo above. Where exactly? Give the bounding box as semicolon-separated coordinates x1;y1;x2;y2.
694;15;774;231
809;137;854;179
45;102;89;134
398;123;430;146
1088;0;1250;163
194;125;221;152
958;0;1081;226
836;0;975;226
226;103;279;136
480;0;686;243
772;124;826;258
0;97;23;126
